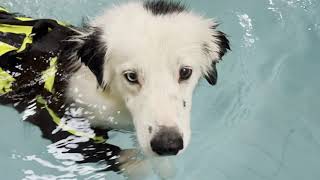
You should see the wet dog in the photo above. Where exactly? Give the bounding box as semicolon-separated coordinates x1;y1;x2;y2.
0;0;230;177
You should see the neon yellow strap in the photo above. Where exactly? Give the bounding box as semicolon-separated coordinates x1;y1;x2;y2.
36;96;106;143
15;17;34;21
0;24;33;35
0;67;15;94
0;7;8;13
0;42;18;56
0;24;33;53
42;57;57;93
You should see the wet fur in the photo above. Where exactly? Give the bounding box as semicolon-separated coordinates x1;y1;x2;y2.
0;0;230;175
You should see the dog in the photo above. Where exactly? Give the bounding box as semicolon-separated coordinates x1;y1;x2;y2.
0;0;230;176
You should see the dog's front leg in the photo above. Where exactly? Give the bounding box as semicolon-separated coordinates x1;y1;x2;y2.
118;149;176;180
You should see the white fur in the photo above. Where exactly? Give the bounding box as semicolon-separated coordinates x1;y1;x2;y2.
67;1;222;156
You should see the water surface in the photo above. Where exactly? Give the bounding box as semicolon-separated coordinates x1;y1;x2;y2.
0;0;320;179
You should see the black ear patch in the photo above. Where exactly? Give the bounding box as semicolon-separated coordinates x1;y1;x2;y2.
77;27;106;86
204;26;230;86
143;0;186;15
213;27;231;59
204;62;218;85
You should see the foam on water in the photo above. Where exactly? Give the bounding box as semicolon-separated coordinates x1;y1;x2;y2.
0;0;319;179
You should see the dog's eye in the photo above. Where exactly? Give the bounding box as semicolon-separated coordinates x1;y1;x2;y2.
179;67;192;82
124;71;139;84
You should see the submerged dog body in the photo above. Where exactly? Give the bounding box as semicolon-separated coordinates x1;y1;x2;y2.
0;0;230;172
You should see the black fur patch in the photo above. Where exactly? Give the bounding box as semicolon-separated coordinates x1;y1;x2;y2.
77;27;107;85
204;26;230;86
205;62;218;85
213;29;230;60
143;0;186;15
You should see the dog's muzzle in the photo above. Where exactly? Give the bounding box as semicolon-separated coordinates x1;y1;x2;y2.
150;127;184;156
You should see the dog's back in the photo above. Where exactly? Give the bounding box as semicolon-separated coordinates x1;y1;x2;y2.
0;9;74;105
0;8;123;171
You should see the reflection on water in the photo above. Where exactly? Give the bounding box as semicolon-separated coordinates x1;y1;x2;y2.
237;13;257;48
0;0;320;180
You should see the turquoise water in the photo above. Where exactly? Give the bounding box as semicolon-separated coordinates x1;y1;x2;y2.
1;0;320;179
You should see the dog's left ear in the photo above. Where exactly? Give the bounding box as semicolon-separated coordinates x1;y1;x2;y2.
64;27;107;87
204;26;230;86
77;27;107;86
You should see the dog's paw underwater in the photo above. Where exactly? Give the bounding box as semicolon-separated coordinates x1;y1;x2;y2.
0;0;230;178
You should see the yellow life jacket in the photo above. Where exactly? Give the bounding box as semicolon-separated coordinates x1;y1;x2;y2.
0;7;106;143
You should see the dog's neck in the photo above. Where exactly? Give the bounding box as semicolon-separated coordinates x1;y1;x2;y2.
66;65;134;131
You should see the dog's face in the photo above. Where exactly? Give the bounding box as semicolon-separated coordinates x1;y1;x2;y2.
73;1;230;156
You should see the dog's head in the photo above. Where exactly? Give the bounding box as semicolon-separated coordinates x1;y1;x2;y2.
71;1;230;156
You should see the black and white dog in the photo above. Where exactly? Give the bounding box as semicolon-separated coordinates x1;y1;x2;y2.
0;0;230;176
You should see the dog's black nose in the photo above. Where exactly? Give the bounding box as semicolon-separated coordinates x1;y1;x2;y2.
150;127;184;156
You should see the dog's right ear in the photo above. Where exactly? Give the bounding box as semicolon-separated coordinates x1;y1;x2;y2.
77;27;107;86
66;27;107;87
204;62;218;85
204;26;230;86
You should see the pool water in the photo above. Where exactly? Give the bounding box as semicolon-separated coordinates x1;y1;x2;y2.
1;0;320;179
